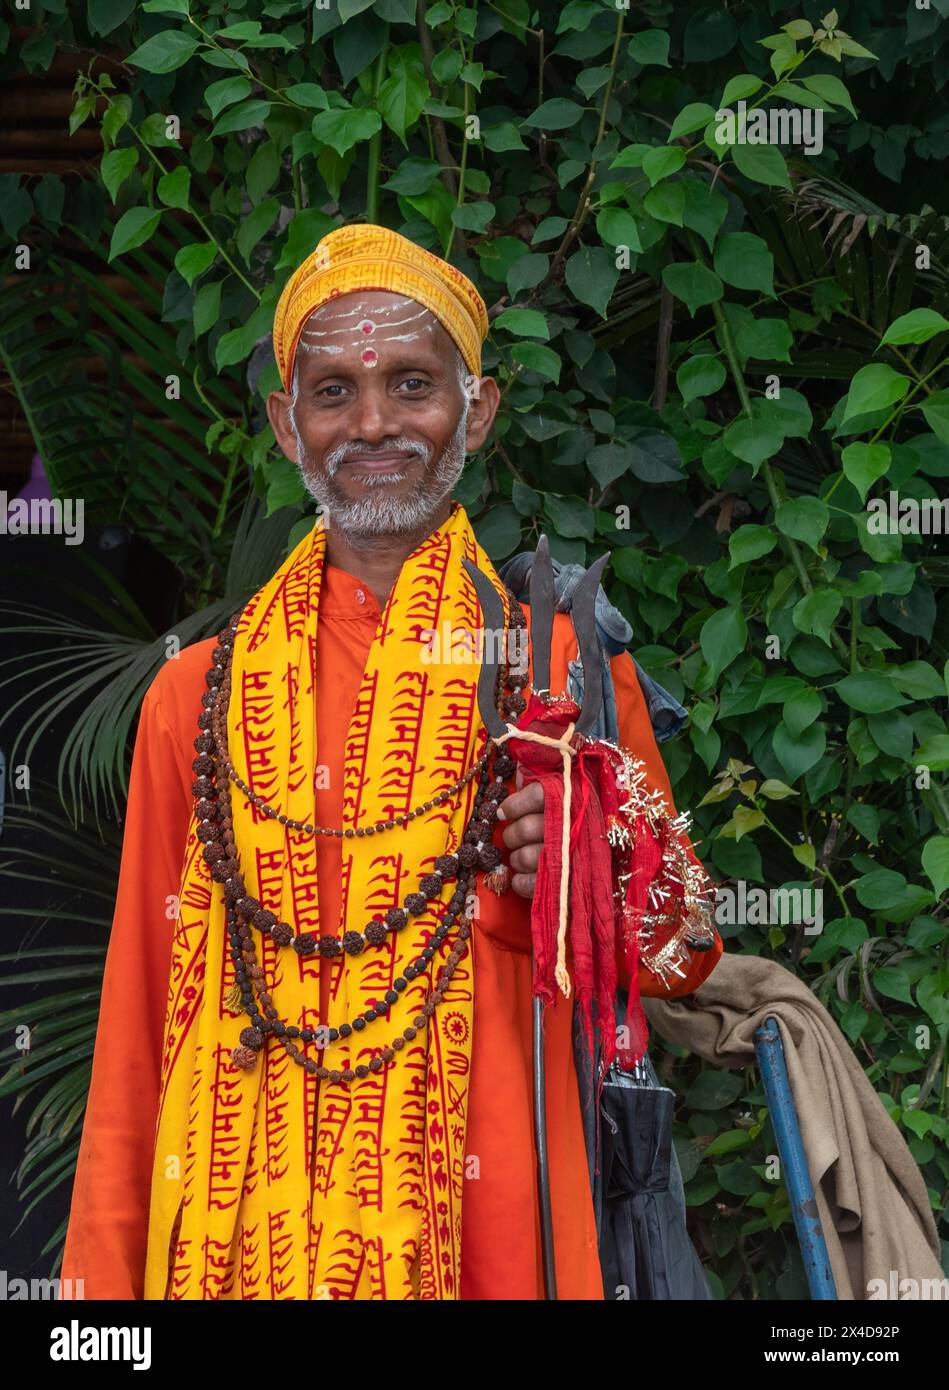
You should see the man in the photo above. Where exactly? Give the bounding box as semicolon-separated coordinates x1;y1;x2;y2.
61;223;721;1300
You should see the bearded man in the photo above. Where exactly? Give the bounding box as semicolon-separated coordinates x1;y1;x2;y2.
61;223;722;1301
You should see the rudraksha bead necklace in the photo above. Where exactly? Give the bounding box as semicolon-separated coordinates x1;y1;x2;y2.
192;586;529;1079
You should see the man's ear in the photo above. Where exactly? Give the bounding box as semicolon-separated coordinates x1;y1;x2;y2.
464;376;501;454
267;390;299;463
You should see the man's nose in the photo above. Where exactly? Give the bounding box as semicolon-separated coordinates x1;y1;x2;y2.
348;381;400;442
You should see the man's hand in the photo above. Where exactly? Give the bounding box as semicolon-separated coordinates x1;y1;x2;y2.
496;768;545;899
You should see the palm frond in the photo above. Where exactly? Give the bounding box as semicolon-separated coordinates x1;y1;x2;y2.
0;492;304;819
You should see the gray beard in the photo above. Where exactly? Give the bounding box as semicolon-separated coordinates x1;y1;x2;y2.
290;400;470;540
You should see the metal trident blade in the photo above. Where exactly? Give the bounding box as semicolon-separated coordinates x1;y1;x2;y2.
460;557;508;738
529;534;555;698
572;552;609;735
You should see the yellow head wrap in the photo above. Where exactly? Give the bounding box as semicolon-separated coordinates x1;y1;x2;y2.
272;222;489;391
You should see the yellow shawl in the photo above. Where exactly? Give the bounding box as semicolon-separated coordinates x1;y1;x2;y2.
144;503;505;1299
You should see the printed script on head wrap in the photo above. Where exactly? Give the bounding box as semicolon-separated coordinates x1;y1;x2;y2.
272;223;490;392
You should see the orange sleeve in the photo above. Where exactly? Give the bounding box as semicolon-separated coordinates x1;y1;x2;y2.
60;669;195;1300
609;651;723;998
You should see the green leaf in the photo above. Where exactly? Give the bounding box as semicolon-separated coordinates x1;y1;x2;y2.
728;523;777;567
596;208;642;251
773;720;826;781
156;165;190;210
629;30;670;67
847;803;880;843
510;342;561;383
700;607;747;679
915;736;949;773
759;778;795;800
677;355;726;404
842;363;910;423
792;589;842;646
565;246;619;318
684;1069;743;1110
768;389;813;439
684;7;738;63
881;308;949;346
127;29;198;73
921;837;949;900
775;497;829;552
174;241;216;286
704;1129;752;1157
236;196;279;264
100;146;137;202
544;493;594;540
792;842;816;871
920;390;949;445
284;83;330;109
732;806;765;841
681;178;728;252
732;142;791;189
311;106;382;156
723;407;782;469
783;687;821;738
872;964;914;1005
213;99;272;135
713;232;774;296
841;442;891;502
667;102;716;141
720;75;763;106
492;308;549;339
523;98;585;129
643;180;685;226
88;0;138;34
587;443;632;488
800;73;857;117
892;661;946;700
661;261;723;317
108;206;161;261
855;867;911;911
743;316;792;363
834;672;908;714
643;145;685;185
377;63;430;145
193;279;222;337
205;76;253;119
626;432;685;483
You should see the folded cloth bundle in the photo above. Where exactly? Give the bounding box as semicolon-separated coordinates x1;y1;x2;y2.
644;951;944;1300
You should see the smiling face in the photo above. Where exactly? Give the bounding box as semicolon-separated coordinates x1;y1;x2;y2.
267;289;499;540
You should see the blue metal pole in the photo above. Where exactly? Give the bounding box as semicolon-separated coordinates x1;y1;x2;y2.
754;1016;838;1300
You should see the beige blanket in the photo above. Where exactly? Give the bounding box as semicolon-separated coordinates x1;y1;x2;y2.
644;951;944;1300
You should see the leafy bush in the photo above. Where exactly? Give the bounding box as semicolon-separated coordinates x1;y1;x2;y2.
2;1;947;1296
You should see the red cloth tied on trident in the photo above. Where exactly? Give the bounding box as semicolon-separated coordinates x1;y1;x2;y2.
503;691;650;1076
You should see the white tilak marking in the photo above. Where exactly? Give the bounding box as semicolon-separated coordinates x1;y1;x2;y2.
300;308;432;342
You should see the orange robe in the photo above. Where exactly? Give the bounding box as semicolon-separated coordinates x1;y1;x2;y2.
61;563;720;1300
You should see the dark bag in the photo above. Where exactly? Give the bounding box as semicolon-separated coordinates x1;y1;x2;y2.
598;1060;713;1300
573;994;713;1301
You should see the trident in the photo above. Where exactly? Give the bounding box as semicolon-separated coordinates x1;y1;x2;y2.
462;536;609;1301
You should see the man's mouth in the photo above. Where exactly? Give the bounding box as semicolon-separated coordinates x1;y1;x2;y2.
343;451;418;471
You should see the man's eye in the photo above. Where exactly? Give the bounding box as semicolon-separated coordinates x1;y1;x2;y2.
400;378;428;391
317;384;345;398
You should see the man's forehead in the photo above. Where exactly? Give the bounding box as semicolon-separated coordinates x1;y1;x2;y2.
302;290;438;332
295;290;460;372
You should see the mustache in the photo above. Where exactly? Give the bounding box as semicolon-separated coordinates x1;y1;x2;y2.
323;438;431;475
